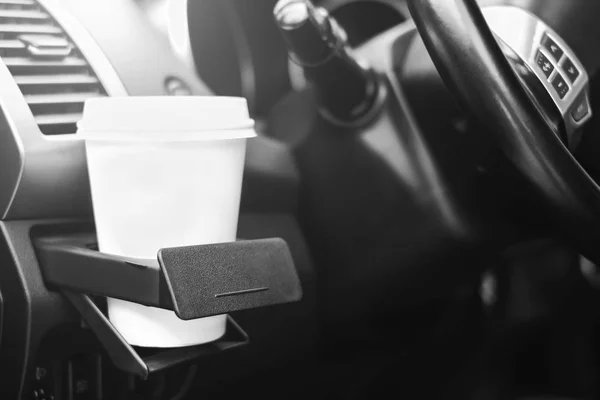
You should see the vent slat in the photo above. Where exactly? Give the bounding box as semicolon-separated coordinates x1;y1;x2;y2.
0;23;60;33
35;112;81;126
0;39;23;48
0;0;36;5
36;113;80;134
14;74;98;85
26;92;102;105
4;56;86;67
0;10;48;19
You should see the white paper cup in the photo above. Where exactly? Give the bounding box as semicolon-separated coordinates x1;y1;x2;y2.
78;97;256;348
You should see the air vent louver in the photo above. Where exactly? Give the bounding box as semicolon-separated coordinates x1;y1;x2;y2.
0;0;106;135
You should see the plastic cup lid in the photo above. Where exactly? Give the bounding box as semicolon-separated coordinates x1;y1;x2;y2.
77;96;256;141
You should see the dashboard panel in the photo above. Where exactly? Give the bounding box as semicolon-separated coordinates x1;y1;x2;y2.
0;0;212;221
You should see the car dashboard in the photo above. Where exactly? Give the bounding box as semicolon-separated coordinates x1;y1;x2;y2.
1;0;600;399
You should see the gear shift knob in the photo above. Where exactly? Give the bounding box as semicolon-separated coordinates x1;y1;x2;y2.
274;0;383;126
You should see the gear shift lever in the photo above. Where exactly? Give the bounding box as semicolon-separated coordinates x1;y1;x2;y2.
274;0;384;127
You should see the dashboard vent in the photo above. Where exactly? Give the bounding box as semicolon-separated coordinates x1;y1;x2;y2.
0;0;105;135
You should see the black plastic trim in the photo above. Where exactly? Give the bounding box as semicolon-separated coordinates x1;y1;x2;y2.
64;291;248;379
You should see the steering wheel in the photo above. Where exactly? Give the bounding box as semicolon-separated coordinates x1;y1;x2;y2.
406;0;600;263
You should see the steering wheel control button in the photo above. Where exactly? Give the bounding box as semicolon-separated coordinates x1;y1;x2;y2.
551;73;569;99
562;57;580;83
572;95;590;122
541;34;564;61
535;50;554;78
484;6;592;150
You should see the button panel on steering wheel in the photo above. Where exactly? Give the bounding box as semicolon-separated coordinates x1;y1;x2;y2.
483;6;592;150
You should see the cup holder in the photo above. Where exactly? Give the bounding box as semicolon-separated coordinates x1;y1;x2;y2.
34;232;302;378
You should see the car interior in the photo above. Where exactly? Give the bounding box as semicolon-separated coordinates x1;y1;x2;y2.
1;0;600;399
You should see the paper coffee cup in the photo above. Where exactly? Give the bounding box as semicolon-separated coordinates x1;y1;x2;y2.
78;97;256;348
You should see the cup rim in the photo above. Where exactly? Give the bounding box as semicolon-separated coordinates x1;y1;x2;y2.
80;128;257;142
77;96;255;139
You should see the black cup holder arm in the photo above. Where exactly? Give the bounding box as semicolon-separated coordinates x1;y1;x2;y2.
35;236;172;310
35;234;302;320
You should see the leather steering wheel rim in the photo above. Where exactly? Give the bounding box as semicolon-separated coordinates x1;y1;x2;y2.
406;0;600;262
